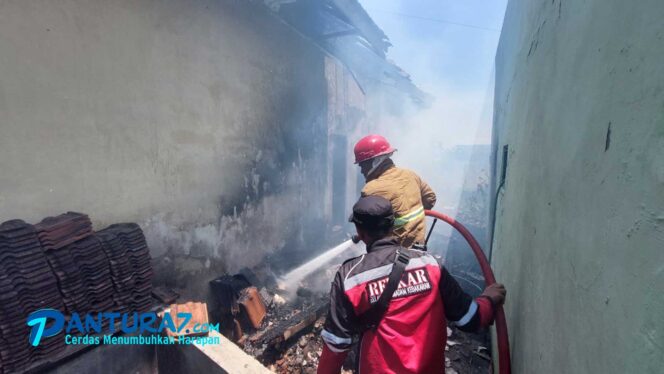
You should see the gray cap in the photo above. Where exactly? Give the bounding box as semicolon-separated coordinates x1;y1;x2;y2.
348;195;395;229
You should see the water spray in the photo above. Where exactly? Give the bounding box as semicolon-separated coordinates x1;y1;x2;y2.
278;239;363;293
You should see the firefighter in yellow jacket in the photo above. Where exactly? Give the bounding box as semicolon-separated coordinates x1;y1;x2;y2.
353;134;437;248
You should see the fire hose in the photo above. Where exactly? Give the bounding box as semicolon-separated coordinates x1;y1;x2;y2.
424;210;512;374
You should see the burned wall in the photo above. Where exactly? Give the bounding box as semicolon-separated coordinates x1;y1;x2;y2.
0;0;329;284
323;56;368;233
492;0;664;372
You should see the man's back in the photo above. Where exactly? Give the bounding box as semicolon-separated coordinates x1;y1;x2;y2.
362;164;436;248
319;195;503;374
323;238;447;373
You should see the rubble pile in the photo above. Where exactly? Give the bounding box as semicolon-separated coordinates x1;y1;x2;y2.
0;220;66;373
245;294;326;347
258;313;492;374
216;261;493;374
240;293;328;373
445;326;492;374
208;264;334;373
265;317;330;374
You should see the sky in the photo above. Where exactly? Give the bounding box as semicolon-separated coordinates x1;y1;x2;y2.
358;0;508;218
360;0;508;146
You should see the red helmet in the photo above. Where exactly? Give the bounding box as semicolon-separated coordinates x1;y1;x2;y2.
353;134;396;164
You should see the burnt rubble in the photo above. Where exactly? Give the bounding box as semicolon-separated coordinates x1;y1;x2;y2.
208;265;332;373
244;296;327;356
211;260;493;374
445;325;492;374
265;317;331;374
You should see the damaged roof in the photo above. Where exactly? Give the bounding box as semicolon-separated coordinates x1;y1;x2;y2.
262;0;430;106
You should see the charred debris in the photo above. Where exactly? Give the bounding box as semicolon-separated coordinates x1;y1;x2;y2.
207;263;331;373
202;258;491;374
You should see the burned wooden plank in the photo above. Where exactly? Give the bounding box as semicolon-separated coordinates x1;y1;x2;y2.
256;301;328;351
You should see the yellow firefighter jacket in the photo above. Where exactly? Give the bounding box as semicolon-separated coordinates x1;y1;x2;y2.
361;160;437;248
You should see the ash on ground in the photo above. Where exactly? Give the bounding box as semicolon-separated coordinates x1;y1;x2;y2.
264;317;336;374
238;265;337;373
256;314;491;374
445;326;492;374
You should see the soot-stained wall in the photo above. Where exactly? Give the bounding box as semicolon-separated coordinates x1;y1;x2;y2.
0;0;330;278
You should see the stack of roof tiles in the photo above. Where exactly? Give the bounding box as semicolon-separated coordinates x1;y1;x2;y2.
97;223;153;313
36;213;96;314
0;212;154;373
65;236;115;312
0;220;66;374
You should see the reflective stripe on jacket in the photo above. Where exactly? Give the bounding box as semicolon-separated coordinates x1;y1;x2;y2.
361;161;437;248
321;237;494;373
393;205;425;227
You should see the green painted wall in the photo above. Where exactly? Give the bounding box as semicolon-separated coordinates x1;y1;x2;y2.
492;0;664;372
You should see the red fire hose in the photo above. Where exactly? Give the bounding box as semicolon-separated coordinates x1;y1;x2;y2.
425;210;512;374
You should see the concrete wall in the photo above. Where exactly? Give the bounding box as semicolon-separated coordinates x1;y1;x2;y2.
45;343;156;374
323;56;368;230
157;331;269;374
0;0;331;275
492;0;664;372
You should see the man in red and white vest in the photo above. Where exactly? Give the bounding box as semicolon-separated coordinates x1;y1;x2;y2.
318;195;506;374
